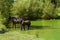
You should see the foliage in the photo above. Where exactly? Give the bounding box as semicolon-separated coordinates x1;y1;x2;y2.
0;0;14;28
0;0;60;28
11;0;60;19
0;0;60;20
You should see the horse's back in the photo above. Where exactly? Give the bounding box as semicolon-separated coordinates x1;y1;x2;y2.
21;20;31;25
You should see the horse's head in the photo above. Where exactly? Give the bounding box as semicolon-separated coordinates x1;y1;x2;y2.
17;17;23;23
8;16;12;20
8;16;16;21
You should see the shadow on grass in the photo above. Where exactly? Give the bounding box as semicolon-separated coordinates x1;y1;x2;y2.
30;25;60;30
0;31;5;34
30;25;49;30
0;29;9;34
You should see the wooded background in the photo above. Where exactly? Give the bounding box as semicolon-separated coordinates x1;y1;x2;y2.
0;0;60;28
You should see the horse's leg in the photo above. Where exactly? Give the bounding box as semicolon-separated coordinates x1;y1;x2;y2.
28;24;30;30
28;25;30;30
12;23;14;28
20;24;23;30
13;23;16;29
24;25;25;30
23;25;25;30
15;24;16;29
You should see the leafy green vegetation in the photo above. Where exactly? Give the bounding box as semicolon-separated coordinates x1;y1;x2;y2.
0;0;60;40
0;0;60;27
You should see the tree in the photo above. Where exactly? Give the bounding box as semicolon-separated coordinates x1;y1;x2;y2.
0;0;14;28
11;0;44;19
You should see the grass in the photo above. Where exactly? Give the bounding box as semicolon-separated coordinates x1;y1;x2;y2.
31;20;60;29
0;20;60;40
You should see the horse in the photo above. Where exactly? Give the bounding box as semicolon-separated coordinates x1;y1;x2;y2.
9;16;31;30
8;16;20;28
20;19;31;30
16;17;31;30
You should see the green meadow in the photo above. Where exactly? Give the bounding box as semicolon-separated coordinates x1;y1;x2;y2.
0;20;60;40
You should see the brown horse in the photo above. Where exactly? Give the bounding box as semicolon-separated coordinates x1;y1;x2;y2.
20;19;31;30
9;16;18;28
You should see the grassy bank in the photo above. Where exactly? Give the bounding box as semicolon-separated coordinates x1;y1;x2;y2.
0;20;60;40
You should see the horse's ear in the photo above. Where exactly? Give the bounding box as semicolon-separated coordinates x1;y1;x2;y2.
9;16;12;19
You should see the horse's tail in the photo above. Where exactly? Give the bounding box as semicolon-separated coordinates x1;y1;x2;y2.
28;20;31;25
